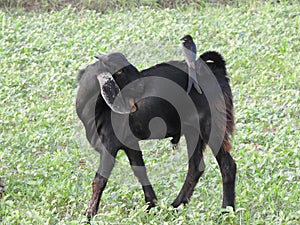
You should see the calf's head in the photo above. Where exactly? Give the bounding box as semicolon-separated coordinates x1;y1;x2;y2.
77;53;144;114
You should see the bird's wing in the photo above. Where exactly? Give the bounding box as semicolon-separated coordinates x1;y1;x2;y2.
187;66;202;94
182;49;197;66
187;67;194;93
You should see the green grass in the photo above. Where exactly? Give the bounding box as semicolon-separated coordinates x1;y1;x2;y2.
0;0;288;13
0;1;299;224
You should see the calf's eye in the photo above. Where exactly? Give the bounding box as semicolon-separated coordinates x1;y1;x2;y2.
115;70;123;75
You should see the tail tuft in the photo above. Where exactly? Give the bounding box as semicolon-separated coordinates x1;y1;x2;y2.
199;51;226;68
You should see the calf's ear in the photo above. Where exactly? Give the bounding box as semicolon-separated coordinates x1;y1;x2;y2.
97;72;133;114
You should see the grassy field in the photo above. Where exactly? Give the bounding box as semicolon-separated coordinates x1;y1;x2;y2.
0;0;279;12
0;1;299;224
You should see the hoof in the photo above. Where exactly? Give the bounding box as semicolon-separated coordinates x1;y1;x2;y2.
85;207;97;223
171;196;189;208
0;183;6;200
171;200;181;208
220;206;235;214
146;199;157;211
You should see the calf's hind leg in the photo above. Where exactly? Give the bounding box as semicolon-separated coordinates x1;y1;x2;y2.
172;136;206;208
215;148;236;210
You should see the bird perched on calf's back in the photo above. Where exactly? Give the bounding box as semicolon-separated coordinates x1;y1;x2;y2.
181;35;197;67
180;35;202;94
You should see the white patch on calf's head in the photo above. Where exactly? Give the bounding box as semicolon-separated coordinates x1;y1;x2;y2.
97;73;132;114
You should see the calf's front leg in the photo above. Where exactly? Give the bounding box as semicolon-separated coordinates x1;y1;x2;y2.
86;149;117;221
124;147;157;210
